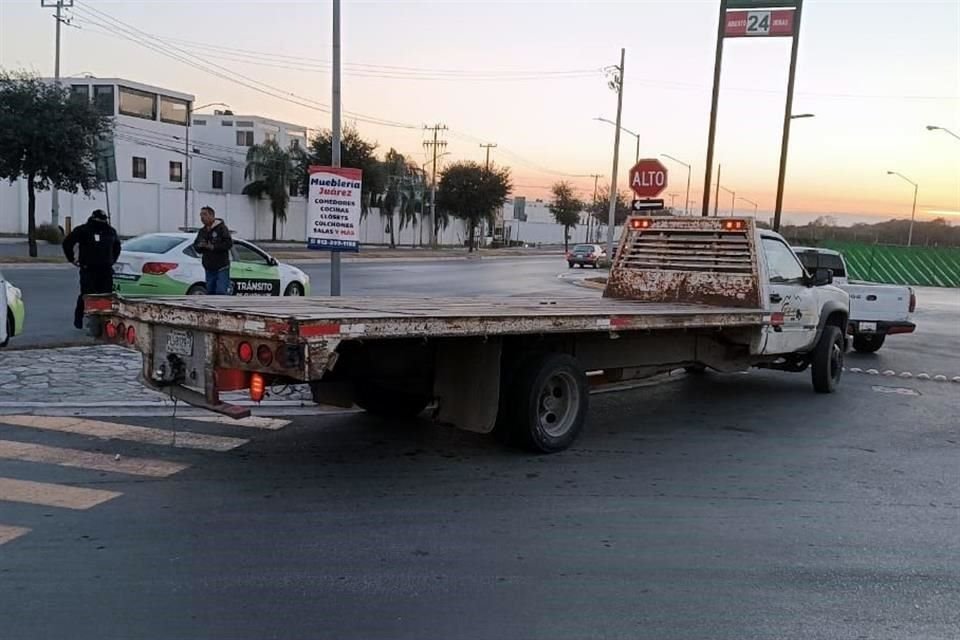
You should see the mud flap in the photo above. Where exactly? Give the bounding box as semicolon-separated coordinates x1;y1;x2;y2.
433;338;501;434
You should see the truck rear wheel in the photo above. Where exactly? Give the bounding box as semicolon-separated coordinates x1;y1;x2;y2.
811;325;844;393
852;333;885;354
354;384;430;418
497;353;588;453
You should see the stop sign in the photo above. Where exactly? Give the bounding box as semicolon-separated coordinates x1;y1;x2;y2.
629;159;668;198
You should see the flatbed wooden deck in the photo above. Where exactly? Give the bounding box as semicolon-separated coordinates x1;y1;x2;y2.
103;295;768;341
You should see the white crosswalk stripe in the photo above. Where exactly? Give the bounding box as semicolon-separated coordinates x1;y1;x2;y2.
0;440;188;478
0;477;121;510
0;524;31;546
183;416;291;430
0;415;248;452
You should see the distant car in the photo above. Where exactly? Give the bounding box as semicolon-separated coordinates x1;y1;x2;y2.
113;233;310;297
567;244;607;269
1;271;25;347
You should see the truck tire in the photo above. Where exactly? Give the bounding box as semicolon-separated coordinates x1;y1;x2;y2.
811;325;844;393
354;384;430;419
852;333;885;354
497;353;588;453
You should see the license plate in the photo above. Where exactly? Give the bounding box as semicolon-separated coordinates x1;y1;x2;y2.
165;330;194;356
859;322;877;332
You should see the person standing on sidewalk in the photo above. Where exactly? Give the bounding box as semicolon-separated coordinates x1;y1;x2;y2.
193;206;233;295
62;209;122;330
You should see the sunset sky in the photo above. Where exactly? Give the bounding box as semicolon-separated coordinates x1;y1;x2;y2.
1;0;958;225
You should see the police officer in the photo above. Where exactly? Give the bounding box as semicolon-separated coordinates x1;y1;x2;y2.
62;209;121;329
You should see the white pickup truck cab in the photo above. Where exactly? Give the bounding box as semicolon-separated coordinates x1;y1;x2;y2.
88;217;849;453
793;247;916;353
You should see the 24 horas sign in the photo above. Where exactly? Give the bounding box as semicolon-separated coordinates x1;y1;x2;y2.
307;166;363;252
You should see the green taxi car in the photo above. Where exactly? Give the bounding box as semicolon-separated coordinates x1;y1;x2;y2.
113;233;310;296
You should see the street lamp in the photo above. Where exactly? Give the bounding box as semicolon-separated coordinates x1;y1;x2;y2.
926;125;960;141
719;186;735;216
594;116;640;164
737;196;759;216
661;153;692;215
183;101;230;228
774;113;815;231
886;171;919;247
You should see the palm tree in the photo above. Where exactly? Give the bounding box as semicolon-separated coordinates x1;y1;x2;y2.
242;139;300;241
379;149;425;248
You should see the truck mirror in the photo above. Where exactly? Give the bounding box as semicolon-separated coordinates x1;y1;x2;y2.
812;268;833;287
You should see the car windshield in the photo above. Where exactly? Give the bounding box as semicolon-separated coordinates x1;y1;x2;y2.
573;245;595;252
122;235;185;254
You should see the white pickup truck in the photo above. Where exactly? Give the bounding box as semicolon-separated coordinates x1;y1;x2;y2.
87;217;849;453
793;247;916;353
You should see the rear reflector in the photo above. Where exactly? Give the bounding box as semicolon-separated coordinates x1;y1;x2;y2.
250;374;265;402
257;344;274;366
909;289;917;313
126;325;136;345
142;262;179;275
116;322;126;339
238;342;253;363
105;321;117;339
84;297;113;312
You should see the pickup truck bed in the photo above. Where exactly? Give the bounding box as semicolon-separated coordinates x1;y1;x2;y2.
108;295;767;340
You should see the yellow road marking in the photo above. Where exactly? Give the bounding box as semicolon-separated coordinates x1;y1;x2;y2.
0;524;31;546
0;477;120;510
0;416;248;452
183;416;290;430
0;440;188;478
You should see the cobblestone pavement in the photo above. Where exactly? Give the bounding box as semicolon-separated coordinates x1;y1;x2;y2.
0;345;312;405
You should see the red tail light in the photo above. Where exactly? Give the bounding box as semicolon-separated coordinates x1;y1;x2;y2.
126;325;136;345
256;344;274;366
722;220;745;231
116;322;126;339
909;289;916;313
238;342;254;363
250;373;265;402
630;218;651;230
105;321;117;339
142;262;179;275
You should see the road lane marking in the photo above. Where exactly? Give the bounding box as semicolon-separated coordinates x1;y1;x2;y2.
0;416;248;452
183;416;290;430
0;477;120;510
0;524;31;546
0;440;188;478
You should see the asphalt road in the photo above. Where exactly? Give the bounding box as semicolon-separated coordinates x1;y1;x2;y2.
4;257;574;349
0;368;957;639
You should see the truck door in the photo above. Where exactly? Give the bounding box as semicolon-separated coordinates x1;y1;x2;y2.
761;237;820;354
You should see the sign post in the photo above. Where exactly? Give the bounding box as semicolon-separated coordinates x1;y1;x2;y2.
307;166;363;253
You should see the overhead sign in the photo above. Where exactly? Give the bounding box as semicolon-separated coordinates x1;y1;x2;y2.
629;159;668;199
725;9;796;37
307;166;362;252
631;199;665;211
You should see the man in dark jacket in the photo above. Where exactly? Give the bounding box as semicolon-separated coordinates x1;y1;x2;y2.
62;209;122;329
193;206;233;295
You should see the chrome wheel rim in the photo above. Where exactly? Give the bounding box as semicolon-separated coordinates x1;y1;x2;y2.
830;340;843;381
537;372;579;438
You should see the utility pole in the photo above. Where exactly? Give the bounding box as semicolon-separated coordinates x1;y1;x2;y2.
44;0;73;227
713;164;722;217
588;173;602;243
773;0;805;231
330;0;342;295
702;0;728;217
423;124;448;248
605;48;626;261
480;143;497;170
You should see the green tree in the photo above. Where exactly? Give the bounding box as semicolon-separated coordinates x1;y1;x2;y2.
436;162;512;252
549;181;584;252
379;149;424;248
589;187;630;242
298;126;384;218
0;71;112;257
242;139;301;241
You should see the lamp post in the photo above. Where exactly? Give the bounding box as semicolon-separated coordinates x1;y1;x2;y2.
719;185;735;216
773;112;815;231
183;101;230;229
737;196;758;216
886;170;919;247
594;116;640;164
926;125;960;141
661;153;692;215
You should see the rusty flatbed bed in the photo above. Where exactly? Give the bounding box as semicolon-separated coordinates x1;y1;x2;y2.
102;295;768;341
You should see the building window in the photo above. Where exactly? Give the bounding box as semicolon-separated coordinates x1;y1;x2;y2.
212;170;224;190
221;120;233;127
93;85;114;116
263;132;277;143
159;96;189;125
132;156;147;179
236;121;255;128
169;161;183;183
192;119;207;126
236;130;254;147
69;85;90;104
118;85;157;120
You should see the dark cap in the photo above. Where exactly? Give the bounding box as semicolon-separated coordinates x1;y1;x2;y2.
90;209;108;222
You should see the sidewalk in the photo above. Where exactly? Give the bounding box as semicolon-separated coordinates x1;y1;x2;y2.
0;345;312;407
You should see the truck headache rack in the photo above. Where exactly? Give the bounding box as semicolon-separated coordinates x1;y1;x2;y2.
605;217;762;309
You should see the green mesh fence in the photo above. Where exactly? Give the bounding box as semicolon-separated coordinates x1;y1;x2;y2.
818;242;960;288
